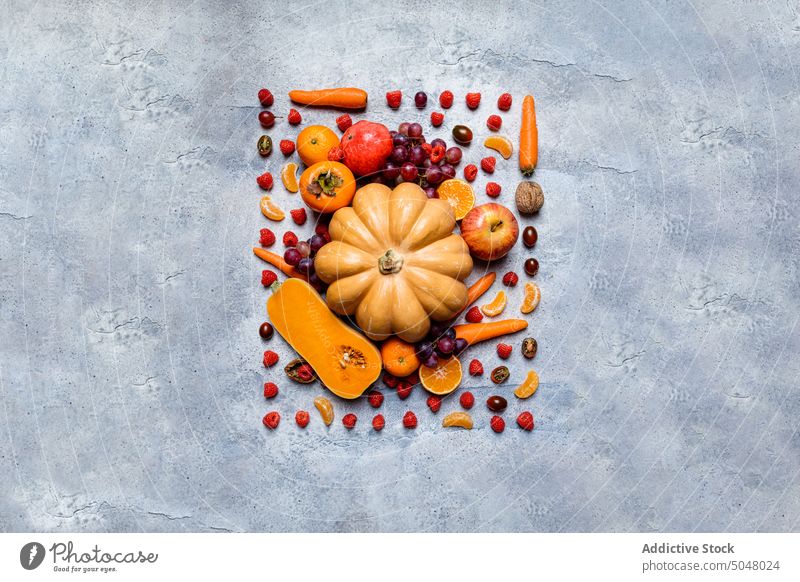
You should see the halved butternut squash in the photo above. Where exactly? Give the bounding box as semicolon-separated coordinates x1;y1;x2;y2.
266;279;381;399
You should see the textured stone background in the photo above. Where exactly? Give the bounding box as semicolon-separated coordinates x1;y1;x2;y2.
1;0;799;532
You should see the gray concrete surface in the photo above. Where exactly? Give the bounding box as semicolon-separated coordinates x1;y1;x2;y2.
1;0;799;532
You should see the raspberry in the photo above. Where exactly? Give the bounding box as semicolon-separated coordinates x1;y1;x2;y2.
283;231;298;246
259;228;276;247
263;382;278;398
287;108;302;125
336;114;353;132
502;271;519;287
497;343;512;359
487;115;502;131
464;164;478;182
465;306;484;323
295;364;314;383
256;172;274;190
439;90;454;109
490;415;505;433
382;373;399;389
426;395;442;413
497;93;512;111
279;140;295;155
486;182;501;198
517;411;535;431
430;144;445;163
430;111;444;127
258;88;274;107
290;208;307;225
386;90;402;109
480;156;496;173
397;380;413;400
262;411;280;429
406;371;420;385
466;92;481;109
262;350;279;367
261;269;278;287
372;414;385;431
342;413;357;429
295;410;310;428
327;146;344;161
367;390;384;408
402;411;417;429
468;359;484;376
315;223;331;242
421;142;432;156
459;391;475;409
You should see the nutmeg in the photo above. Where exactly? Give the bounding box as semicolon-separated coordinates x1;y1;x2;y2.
515;181;544;215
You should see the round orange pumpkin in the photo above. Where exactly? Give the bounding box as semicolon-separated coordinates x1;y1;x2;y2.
314;182;474;342
296;125;339;166
299;161;356;214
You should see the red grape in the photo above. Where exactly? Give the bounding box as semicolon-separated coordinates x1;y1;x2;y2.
414;91;427;108
444;147;462;165
383;162;401;180
390;146;408;164
409;145;426;166
425;166;444;185
401;162;418;182
408;123;423;138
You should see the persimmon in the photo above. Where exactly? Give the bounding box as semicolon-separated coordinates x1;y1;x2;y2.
298;161;356;214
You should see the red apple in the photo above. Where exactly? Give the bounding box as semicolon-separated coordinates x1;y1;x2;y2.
460;203;519;261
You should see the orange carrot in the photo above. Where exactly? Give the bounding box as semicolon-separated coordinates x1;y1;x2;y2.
288;88;368;110
454;319;528;346
252;247;306;279
453;272;496;318
519;94;538;176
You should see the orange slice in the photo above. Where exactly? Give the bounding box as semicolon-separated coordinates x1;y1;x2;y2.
436;179;475;220
481;290;507;317
484;135;513;159
442;411;473;429
419;356;462;395
281;163;299;193
260;196;285;221
513;369;539;399
520;282;540;314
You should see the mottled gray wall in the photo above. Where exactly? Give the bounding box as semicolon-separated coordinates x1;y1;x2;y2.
1;0;798;532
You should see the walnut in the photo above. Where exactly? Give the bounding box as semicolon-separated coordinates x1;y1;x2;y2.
515;181;544;215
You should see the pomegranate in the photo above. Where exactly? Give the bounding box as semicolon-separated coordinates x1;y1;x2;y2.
340;120;392;177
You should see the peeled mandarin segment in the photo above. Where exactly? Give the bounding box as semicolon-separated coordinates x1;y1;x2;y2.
281;163;299;192
484;135;513;159
419;356;463;395
442;411;473;429
313;396;334;425
513;369;539;399
520;282;541;314
436;179;475;220
481;290;507;317
260;196;285;221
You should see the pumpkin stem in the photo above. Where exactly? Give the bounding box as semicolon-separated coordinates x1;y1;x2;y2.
378;249;404;275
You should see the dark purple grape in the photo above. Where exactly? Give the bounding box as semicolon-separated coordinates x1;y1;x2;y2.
383;161;401;180
409;145;426;166
429;322;448;339
372;175;386;185
308;272;324;291
423;353;439;369
284;248;302;266
408;123;423;138
416;342;434;360
423;186;437;199
443;327;456;339
390;146;408;164
393;133;409;148
444;147;462;165
297;257;315;274
422;158;433;169
296;240;311;257
436;336;455;355
440;164;456;180
389;130;397;139
425;166;444;185
398;122;410;136
400;162;418;182
454;337;468;355
430;138;447;150
414;91;427;108
309;234;326;253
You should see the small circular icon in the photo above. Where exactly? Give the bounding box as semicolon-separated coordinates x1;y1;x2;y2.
20;542;45;570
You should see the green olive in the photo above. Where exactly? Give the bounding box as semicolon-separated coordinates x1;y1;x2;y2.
452;125;473;145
